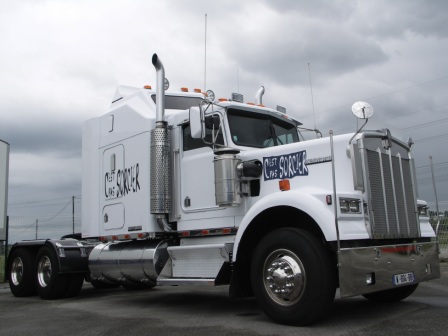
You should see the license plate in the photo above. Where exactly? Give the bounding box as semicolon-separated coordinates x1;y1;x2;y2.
393;272;415;286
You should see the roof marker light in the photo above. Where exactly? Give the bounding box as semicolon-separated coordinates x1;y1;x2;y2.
143;85;152;89
194;88;201;93
181;87;189;92
218;98;228;102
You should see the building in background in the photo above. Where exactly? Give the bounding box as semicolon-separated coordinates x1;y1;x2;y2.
1;139;9;282
0;139;9;240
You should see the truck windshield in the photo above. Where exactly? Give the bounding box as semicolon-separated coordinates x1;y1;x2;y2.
151;95;203;110
227;108;299;148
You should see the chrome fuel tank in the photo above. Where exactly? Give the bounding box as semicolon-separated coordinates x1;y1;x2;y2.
89;239;171;286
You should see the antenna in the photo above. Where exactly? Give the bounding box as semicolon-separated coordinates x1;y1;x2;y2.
204;13;207;91
237;66;240;93
308;62;317;129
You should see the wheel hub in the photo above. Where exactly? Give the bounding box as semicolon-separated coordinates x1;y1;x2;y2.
263;250;305;306
11;257;24;286
37;256;52;288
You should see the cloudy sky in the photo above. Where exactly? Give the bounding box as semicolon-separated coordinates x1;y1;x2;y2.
1;0;448;225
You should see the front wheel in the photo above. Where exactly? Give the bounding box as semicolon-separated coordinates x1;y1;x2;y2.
251;228;336;326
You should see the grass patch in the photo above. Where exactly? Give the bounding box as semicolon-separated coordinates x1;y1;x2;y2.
0;254;5;282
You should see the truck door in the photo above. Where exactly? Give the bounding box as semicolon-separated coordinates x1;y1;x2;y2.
178;120;241;230
102;145;125;231
180;123;223;212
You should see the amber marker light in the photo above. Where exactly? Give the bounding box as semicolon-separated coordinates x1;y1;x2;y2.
181;87;189;92
279;180;290;191
143;85;152;89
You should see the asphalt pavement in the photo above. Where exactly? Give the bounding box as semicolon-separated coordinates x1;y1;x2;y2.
1;262;448;336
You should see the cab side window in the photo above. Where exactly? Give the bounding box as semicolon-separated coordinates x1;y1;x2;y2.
182;123;225;151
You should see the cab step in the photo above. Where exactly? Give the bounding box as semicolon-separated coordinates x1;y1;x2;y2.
157;243;233;285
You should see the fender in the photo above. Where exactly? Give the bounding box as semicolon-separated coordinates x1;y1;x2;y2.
9;239;91;274
233;188;337;261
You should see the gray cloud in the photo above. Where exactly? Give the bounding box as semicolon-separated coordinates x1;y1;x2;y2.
352;0;448;39
0;119;82;157
262;0;357;21
1;0;447;220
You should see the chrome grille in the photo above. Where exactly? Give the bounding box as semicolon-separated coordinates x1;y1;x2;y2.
365;145;419;239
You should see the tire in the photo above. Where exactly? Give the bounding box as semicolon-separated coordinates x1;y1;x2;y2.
8;248;37;297
35;246;69;300
64;274;85;298
251;228;336;326
362;284;419;302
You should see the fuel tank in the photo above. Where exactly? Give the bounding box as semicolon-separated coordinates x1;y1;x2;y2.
88;239;171;286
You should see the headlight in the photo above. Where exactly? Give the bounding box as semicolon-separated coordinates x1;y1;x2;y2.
340;198;361;214
417;204;428;217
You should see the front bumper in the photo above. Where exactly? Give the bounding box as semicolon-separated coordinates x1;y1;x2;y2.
338;241;440;297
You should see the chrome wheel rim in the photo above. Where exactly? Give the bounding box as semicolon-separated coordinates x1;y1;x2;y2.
263;249;306;306
11;257;24;286
37;256;52;288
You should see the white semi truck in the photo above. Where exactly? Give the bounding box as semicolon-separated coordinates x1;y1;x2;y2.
7;54;440;325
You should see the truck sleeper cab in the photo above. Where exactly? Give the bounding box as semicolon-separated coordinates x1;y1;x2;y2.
7;54;440;327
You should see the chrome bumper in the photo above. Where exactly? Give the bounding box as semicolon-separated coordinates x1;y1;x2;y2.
338;241;440;297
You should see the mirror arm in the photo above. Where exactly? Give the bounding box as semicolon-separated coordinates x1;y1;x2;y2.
349;118;369;144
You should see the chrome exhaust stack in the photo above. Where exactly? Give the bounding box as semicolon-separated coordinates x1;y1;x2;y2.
152;54;166;124
255;86;265;105
150;54;172;231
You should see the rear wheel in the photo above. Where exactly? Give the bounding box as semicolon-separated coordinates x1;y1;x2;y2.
251;228;336;326
8;248;36;297
363;284;419;302
35;246;69;299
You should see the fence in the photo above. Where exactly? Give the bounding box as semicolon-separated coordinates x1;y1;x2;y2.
428;201;448;259
0;213;81;282
7;214;82;244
